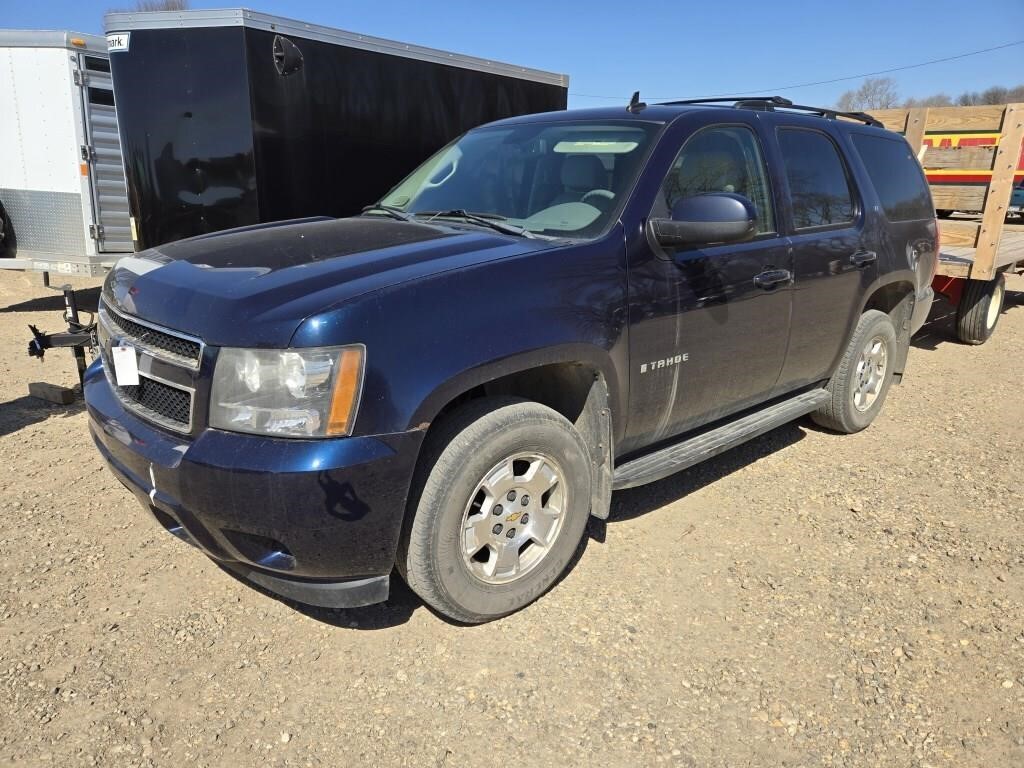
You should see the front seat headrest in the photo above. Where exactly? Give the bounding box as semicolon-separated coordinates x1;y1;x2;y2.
560;155;607;192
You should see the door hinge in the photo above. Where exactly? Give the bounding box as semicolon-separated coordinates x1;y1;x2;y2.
89;224;104;242
80;144;95;162
73;69;88;86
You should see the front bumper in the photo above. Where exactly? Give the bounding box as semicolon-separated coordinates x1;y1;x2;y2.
84;360;423;608
910;285;934;335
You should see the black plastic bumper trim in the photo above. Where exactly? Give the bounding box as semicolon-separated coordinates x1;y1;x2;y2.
223;565;390;609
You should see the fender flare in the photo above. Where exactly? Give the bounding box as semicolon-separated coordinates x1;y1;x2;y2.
856;269;918;377
408;342;622;433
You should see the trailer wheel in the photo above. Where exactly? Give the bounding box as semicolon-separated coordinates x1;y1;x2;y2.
936;209;954;219
955;273;1005;345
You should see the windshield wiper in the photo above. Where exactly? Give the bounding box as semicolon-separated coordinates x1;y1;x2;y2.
416;210;537;239
361;204;415;222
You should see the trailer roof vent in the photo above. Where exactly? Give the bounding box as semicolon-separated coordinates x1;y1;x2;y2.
272;35;303;77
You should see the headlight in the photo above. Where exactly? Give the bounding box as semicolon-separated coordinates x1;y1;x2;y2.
210;345;365;438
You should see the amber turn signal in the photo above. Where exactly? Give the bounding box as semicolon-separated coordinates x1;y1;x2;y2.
327;346;365;436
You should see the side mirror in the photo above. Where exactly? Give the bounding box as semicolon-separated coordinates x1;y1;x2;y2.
650;193;758;248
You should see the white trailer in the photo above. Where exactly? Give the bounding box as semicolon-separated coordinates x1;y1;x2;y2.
0;29;132;277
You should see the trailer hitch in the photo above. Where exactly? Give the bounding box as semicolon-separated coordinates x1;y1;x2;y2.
27;323;96;360
25;286;98;388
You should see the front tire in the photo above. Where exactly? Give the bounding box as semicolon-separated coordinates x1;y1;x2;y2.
399;398;592;623
812;310;898;434
955;274;1005;345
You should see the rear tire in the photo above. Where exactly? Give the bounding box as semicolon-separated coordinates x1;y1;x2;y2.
398;398;592;623
812;310;898;434
936;209;954;219
955;274;1005;345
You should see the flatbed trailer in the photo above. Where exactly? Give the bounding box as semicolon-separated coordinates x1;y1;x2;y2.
873;103;1024;344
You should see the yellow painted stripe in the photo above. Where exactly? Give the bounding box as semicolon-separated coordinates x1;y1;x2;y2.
923;132;1001;147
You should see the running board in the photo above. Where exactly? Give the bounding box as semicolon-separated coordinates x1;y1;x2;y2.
612;389;830;490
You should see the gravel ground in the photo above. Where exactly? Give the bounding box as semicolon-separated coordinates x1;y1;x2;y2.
1;268;1022;768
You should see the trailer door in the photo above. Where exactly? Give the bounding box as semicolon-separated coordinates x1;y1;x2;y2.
79;53;132;253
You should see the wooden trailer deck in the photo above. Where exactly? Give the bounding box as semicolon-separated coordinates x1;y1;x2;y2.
933;215;1024;278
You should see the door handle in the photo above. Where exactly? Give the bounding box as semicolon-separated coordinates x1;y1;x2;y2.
850;249;877;268
753;269;792;290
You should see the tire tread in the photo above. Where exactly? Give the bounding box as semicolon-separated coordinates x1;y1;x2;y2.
955;274;1005;346
398;398;590;623
812;310;896;434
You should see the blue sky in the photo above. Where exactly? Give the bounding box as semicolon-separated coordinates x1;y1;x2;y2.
5;0;1023;108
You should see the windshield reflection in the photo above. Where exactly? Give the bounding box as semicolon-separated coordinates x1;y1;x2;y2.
380;121;660;239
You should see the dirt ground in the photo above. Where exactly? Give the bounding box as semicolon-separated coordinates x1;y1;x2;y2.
0;267;1022;768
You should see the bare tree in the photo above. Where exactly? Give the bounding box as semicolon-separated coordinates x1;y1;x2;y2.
836;77;900;111
957;84;1024;105
903;93;952;108
111;0;189;11
982;86;1010;105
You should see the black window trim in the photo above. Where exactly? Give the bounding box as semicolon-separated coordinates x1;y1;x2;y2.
649;121;781;252
776;125;862;234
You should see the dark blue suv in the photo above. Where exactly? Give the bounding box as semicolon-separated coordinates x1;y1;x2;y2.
86;96;937;622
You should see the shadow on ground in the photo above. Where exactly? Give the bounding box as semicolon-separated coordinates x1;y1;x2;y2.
0;394;84;439
222;565;423;631
279;420;808;630
601;421;807;529
0;286;101;315
913;287;1023;351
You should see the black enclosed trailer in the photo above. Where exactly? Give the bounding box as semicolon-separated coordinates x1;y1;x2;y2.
103;8;569;250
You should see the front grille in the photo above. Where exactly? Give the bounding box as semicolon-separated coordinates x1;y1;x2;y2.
118;377;192;429
97;300;199;434
100;300;202;368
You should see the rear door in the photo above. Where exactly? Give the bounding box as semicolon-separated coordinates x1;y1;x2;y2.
771;124;876;392
79;53;132;253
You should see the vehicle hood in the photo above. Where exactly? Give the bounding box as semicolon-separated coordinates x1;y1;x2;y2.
103;216;560;347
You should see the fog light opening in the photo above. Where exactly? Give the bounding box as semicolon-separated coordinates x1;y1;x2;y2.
222;529;297;572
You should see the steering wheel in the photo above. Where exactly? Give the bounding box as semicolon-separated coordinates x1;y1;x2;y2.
581;189;615;204
581;188;615;214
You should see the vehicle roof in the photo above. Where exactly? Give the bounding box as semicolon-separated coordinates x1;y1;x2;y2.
481;103;896;137
482;104;710;128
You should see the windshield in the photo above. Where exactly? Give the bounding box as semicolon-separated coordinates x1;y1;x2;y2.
379;121;661;238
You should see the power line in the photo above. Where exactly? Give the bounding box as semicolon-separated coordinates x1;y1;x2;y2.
570;38;1024;102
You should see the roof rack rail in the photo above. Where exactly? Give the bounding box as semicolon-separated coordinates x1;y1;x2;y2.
658;96;884;128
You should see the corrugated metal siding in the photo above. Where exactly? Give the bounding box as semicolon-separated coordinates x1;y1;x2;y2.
82;55;132;252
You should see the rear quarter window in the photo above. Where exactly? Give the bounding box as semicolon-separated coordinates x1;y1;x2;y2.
851;133;934;222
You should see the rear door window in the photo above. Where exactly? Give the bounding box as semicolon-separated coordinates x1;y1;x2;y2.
851;133;934;221
778;128;856;230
